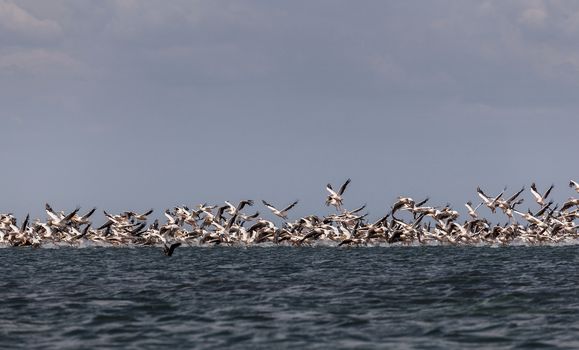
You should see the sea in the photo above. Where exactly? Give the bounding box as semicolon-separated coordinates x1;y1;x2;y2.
0;245;577;349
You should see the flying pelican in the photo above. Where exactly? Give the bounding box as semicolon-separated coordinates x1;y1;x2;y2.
530;183;554;206
45;204;80;227
476;187;506;213
71;207;97;225
223;200;254;216
496;187;525;217
569;180;579;193
465;201;483;219
261;200;299;219
325;178;351;211
164;209;177;224
391;197;415;219
128;209;154;221
561;198;579;212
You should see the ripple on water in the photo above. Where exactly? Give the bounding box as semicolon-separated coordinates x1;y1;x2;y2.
0;246;577;349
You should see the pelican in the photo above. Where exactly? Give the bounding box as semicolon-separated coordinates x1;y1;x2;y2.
476;187;505;213
1;178;579;248
325;178;351;211
223;200;254;216
391;197;415;217
561;198;579;212
261;200;299;219
513;209;546;227
496;187;525;217
465;201;482;219
129;209;154;221
71;207;97;225
530;183;554;206
46;204;80;227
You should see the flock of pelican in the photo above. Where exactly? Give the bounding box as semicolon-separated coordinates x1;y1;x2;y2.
1;179;579;250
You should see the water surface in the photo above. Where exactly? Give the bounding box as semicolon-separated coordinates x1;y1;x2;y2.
0;246;577;349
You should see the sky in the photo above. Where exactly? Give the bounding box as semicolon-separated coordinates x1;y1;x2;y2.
1;0;579;221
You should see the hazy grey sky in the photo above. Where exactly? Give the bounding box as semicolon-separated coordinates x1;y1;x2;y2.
2;0;579;220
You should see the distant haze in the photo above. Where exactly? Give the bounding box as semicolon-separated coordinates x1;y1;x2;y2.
1;1;578;221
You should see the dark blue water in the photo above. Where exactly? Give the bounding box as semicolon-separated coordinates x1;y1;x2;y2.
0;246;577;349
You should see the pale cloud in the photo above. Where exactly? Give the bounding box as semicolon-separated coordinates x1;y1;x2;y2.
3;1;579;99
520;8;547;27
8;115;25;124
104;0;204;39
0;0;61;38
1;1;579;218
367;55;404;82
0;49;83;76
147;43;273;81
417;1;579;85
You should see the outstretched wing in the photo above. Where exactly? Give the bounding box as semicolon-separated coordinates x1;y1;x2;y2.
476;187;490;203
530;183;542;202
350;204;366;214
237;200;254;211
63;207;80;222
543;184;555;199
282;200;299;212
21;214;29;232
81;207;97;220
338;178;351;195
170;242;182;254
326;184;337;196
415;197;429;207
261;200;277;212
506;187;525;203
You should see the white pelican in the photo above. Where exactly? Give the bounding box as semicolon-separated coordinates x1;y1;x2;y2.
561;198;579;212
465;201;482;219
476;187;505;213
530;183;554;206
261;200;299;219
325;178;351;210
